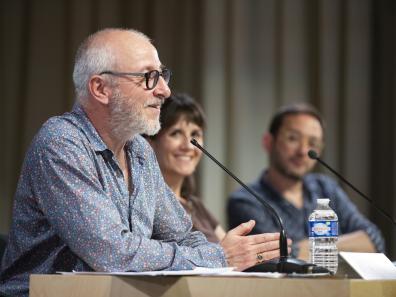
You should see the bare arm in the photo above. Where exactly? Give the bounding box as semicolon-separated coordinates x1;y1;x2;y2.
336;230;376;252
297;230;376;261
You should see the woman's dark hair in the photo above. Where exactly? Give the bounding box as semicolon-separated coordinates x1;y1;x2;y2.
149;93;206;198
269;102;325;137
156;93;206;133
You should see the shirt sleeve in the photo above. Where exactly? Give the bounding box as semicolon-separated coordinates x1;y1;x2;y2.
329;182;385;253
31;130;226;272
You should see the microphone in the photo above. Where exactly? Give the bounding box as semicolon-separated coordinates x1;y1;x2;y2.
191;138;329;274
308;150;396;225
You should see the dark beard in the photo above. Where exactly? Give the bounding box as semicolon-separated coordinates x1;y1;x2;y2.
272;157;304;181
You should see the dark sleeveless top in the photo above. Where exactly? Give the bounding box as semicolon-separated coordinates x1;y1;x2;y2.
180;195;220;243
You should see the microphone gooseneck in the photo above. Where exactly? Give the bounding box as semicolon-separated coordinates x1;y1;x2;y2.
191;139;326;274
190;139;288;258
308;150;396;225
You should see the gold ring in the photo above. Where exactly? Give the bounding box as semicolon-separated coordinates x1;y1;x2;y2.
256;253;264;263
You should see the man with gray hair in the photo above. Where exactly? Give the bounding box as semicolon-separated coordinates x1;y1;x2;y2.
0;28;284;297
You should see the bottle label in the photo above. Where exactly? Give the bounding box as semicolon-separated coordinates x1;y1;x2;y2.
309;220;338;237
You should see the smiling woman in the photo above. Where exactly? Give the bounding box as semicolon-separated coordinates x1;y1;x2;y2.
146;93;226;243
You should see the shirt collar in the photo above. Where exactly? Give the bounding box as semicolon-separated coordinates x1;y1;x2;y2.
72;103;108;152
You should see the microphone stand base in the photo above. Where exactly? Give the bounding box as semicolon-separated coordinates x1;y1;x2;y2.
244;257;331;274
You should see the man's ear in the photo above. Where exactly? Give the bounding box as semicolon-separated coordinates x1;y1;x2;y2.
262;132;274;153
88;75;112;105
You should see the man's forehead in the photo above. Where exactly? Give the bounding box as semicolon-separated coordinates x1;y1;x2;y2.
281;114;323;135
118;38;161;69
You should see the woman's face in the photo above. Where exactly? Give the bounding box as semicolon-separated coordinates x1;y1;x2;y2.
151;117;203;180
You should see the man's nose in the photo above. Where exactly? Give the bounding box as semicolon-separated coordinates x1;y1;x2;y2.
153;76;171;98
297;139;311;155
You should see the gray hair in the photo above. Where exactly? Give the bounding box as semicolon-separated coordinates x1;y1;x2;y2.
72;28;150;103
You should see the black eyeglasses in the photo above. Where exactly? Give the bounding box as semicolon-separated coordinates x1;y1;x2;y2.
99;68;172;90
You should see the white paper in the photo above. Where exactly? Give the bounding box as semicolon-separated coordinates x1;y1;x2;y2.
58;267;284;278
340;252;396;280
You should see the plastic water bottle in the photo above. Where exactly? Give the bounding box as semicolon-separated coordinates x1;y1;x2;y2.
309;198;338;274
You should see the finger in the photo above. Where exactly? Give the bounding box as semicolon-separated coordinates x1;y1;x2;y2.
227;240;280;267
223;236;280;260
246;232;280;244
229;249;282;272
227;220;255;236
258;249;281;262
255;240;280;254
225;238;280;264
223;240;257;258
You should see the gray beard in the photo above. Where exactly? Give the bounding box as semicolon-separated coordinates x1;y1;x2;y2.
108;90;161;141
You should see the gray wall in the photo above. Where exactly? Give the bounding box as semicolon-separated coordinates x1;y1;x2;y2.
1;0;395;258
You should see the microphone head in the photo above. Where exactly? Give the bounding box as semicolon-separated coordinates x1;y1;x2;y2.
190;138;198;146
308;150;318;160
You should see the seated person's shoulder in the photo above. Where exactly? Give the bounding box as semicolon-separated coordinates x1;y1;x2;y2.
30;111;100;161
228;181;262;204
35;113;84;147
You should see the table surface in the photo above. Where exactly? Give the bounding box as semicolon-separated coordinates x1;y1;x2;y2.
30;274;396;297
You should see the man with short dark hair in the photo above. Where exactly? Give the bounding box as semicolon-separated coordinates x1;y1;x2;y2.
228;103;385;260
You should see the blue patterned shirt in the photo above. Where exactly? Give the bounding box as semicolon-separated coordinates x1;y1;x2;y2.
0;103;226;297
228;171;385;257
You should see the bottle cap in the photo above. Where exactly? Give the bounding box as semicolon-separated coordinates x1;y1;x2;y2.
317;198;330;205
